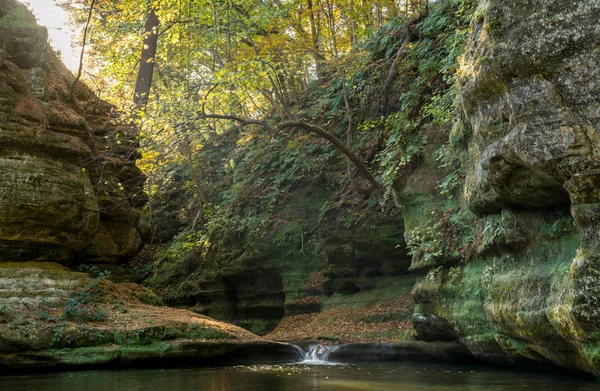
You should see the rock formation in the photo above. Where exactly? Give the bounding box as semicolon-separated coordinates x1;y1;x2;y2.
3;0;600;377
0;0;148;265
0;0;302;372
409;0;600;375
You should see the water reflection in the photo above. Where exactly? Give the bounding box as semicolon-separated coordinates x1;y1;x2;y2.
2;362;598;390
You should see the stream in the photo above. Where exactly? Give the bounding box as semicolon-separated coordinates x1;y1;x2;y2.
2;361;599;390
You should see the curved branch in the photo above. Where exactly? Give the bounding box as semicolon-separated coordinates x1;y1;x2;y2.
279;121;383;196
196;114;383;196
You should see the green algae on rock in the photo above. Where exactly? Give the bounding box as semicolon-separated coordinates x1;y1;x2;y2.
407;0;600;377
0;262;297;371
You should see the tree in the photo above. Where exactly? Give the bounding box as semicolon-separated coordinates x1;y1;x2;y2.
60;0;433;221
133;8;159;108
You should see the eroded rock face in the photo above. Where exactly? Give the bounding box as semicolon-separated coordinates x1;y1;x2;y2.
455;0;600;215
0;262;297;371
0;0;148;264
410;0;600;376
322;208;409;296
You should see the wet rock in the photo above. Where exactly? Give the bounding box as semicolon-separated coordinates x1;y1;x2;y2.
0;261;297;372
322;211;410;295
0;341;298;372
189;268;286;336
412;313;460;342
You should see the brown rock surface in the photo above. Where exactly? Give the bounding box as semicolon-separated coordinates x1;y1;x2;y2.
0;0;148;264
0;262;297;371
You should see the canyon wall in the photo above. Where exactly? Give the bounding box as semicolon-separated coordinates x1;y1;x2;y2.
0;0;148;264
408;0;600;375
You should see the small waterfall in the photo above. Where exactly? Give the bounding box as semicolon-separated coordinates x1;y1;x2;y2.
293;344;338;363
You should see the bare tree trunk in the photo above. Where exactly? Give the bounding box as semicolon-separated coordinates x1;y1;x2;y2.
341;81;354;183
381;35;410;116
323;0;355;184
346;0;358;47
362;0;372;28
324;0;338;58
71;0;96;97
307;0;325;81
134;9;159;108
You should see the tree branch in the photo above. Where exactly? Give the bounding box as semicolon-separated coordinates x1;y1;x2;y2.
70;0;96;96
196;113;383;197
381;35;410;116
279;121;383;196
197;113;277;134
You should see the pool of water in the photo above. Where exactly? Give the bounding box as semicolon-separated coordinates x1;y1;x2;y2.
2;362;599;390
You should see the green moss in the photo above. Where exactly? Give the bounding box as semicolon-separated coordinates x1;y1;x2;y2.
239;318;273;336
0;262;69;271
583;342;600;364
323;275;415;310
413;205;586;368
449;120;471;152
468;332;497;344
50;341;173;366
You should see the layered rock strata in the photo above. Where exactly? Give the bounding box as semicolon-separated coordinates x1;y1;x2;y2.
0;0;148;264
408;0;600;376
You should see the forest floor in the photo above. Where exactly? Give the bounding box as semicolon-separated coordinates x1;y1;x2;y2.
266;275;415;343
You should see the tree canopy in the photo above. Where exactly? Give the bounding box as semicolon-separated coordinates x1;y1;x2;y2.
57;0;470;259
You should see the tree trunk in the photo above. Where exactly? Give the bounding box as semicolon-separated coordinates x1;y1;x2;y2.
307;0;324;81
133;9;159;108
71;0;96;97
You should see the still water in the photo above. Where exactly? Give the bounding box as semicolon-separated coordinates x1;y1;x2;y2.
2;362;599;390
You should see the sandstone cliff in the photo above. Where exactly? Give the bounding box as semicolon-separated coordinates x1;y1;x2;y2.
4;0;600;377
0;0;148;264
134;2;600;378
408;0;600;375
0;2;300;371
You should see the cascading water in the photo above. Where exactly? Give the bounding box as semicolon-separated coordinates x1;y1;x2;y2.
293;344;338;364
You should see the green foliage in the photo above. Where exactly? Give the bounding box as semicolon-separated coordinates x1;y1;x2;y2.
50;325;75;346
407;221;445;263
63;266;111;323
380;116;424;194
435;144;463;197
38;311;57;322
126;2;478;322
56;0;478;335
369;0;475;200
0;304;14;323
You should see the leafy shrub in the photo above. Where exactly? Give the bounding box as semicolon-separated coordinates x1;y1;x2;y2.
63;266;111;323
